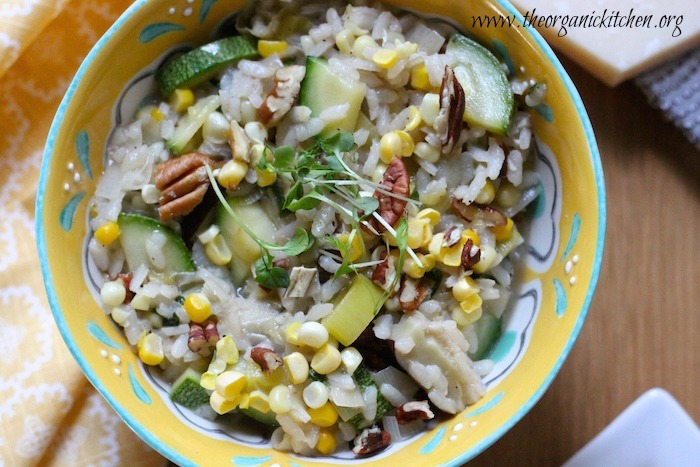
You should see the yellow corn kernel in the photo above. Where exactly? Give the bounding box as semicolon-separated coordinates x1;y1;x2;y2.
183;292;212;323
250;143;273;165
248;389;270;413
413;141;440;163
284;351;310;384
255;167;277;187
169;88;194;113
316;429;337;455
395;130;415;157
396;40;418;59
473;245;498;273
442;241;465;267
379;131;402;164
452;276;479;302
410;63;432;91
335;30;355;54
419;187;447;207
216;335;239;364
217;159;248;190
352;35;377;57
257;40;288;58
150;107;165;121
237;393;250;409
269;385;292;414
110;306;130;326
297;321;329;349
95;221;120;247
215;371;247;400
370;162;387;183
285;322;302;345
463;229;481;247
474;180;496;205
130;293;150;311
137;333;164;366
101;280;126;307
336;231;364;262
417;208;441;226
210;391;241;415
460;293;483;314
201;356;227;390
496;182;522;208
451;303;482;327
204;233;232;266
402;253;435;279
419;93;440;125
310;343;342;375
373;48;399;68
407;218;431;250
303;380;330;409
428;232;445;257
492;217;515;243
308;401;339;427
340;347;363;374
404;105;422;131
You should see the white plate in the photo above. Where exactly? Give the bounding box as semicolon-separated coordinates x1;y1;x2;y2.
564;388;700;467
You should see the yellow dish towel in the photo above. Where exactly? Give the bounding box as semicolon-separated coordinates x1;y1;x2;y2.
0;0;165;465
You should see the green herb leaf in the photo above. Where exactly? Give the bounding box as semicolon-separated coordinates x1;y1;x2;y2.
319;131;355;154
355;196;379;220
277;228;314;256
325;154;345;172
285;187;323;211
254;254;290;289
392;217;409;290
273;145;296;169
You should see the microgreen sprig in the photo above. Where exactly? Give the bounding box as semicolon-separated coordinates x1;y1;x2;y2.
205;165;314;288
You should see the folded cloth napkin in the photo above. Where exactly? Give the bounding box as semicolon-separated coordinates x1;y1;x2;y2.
636;47;700;149
0;0;166;465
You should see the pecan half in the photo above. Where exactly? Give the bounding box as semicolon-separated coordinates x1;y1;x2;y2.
250;347;283;373
352;426;391;455
434;66;465;154
258;65;306;127
396;400;435;424
203;319;219;347
188;323;211;357
371;251;390;288
452;197;507;228
372;157;410;232
461;238;481;270
398;277;429;313
154;153;213;222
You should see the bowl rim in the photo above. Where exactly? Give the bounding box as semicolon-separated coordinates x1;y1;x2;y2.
36;0;606;464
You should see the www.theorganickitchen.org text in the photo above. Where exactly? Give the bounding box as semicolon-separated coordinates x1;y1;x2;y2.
471;8;684;37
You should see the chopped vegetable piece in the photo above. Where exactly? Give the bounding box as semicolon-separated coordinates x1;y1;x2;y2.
299;56;366;135
445;34;514;135
321;275;387;346
348;364;393;430
156;36;259;98
117;213;194;274
170;368;210;409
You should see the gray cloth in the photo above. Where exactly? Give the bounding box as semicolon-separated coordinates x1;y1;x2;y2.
636;47;700;149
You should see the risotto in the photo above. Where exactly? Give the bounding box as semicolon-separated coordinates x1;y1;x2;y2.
88;0;544;457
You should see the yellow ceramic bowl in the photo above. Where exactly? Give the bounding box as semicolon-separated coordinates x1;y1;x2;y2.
37;0;605;465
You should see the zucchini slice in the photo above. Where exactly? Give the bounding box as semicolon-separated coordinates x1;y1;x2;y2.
117;213;195;273
445;34;514;135
156;35;259;98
